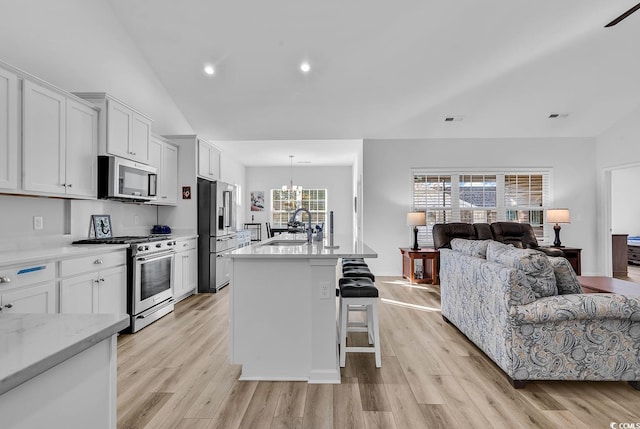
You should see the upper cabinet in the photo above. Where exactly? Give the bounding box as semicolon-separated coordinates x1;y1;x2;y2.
198;138;221;181
74;92;152;164
0;67;18;190
22;80;98;198
148;134;178;205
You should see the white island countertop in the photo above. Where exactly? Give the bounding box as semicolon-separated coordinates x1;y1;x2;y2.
227;233;377;259
0;313;129;395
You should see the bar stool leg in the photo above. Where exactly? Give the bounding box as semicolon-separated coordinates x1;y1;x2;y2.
372;301;381;368
339;299;349;367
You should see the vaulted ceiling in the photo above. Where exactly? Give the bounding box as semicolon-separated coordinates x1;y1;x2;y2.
107;1;640;163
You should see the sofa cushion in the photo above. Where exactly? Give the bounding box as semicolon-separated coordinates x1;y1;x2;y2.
451;238;490;259
487;241;558;298
548;257;583;295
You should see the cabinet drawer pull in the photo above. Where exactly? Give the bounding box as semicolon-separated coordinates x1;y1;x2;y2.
4;303;13;309
0;276;10;283
94;259;103;264
17;266;46;275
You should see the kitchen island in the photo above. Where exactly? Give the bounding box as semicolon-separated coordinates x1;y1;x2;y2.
0;312;129;429
226;234;377;384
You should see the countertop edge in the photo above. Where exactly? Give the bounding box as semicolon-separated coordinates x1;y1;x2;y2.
0;314;129;396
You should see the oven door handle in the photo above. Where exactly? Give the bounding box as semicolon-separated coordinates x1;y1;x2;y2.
137;252;174;263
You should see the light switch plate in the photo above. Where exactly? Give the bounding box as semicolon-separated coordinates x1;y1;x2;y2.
33;216;43;230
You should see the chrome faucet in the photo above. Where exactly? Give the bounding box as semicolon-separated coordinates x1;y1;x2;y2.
290;208;313;243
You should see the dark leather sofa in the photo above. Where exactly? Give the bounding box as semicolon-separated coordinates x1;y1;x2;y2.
432;222;563;257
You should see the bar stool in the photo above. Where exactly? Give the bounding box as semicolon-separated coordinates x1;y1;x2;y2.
342;261;369;269
338;277;381;368
342;258;368;267
342;266;375;281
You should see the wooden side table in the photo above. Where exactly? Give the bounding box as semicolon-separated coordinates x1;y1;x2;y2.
557;246;582;275
399;248;439;285
543;246;582;275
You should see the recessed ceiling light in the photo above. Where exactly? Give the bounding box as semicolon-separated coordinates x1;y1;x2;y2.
300;61;311;73
204;65;215;76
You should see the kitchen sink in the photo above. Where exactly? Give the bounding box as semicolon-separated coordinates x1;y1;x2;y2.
262;240;308;246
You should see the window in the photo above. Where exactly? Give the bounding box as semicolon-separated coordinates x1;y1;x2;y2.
412;169;551;245
271;189;327;227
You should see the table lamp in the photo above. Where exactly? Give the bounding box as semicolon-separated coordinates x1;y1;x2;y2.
406;211;426;250
547;208;570;247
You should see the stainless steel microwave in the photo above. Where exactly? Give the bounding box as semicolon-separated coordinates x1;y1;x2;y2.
98;155;157;202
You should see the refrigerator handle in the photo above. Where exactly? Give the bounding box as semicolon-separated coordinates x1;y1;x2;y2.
224;190;232;228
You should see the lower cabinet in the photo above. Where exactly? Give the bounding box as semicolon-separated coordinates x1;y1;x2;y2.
60;251;126;314
0;282;56;314
60;266;126;314
174;238;197;301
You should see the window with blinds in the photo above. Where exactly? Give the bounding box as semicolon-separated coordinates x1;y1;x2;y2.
412;170;551;246
271;189;327;227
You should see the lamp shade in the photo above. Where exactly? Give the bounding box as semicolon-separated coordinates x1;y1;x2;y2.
547;208;570;224
406;211;426;226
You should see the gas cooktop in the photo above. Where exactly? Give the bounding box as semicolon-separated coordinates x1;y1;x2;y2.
72;235;171;245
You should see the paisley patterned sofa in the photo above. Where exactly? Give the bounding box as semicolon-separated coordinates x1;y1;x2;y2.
439;238;640;389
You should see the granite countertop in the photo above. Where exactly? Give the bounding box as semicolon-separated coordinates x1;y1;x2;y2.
0;312;129;395
227;233;378;259
0;231;198;267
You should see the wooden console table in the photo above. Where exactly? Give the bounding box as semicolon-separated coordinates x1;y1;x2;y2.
399;248;439;285
577;276;640;295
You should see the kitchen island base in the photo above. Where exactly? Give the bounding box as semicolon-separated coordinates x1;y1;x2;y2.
230;257;341;384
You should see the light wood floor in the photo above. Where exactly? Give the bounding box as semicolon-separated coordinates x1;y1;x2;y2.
616;263;640;283
117;277;640;429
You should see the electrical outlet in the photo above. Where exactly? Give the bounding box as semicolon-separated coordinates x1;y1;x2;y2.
134;215;139;225
319;280;331;299
33;216;43;230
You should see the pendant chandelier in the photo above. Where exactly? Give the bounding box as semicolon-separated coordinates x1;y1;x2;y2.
282;155;302;193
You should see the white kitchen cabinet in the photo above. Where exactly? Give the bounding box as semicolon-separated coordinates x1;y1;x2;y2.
22;80;66;195
0;282;56;314
60;266;126;314
0;66;18;190
75;92;151;164
65;98;98;198
198;138;221;181
148;135;178;205
0;262;56;314
22;80;98;198
60;251;126;315
173;238;197;301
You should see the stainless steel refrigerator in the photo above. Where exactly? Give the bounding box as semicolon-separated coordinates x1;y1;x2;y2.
197;178;237;293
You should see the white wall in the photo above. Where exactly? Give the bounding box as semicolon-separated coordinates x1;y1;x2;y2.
363;138;598;276
245;166;353;239
0;0;192;135
0;195;67;242
611;166;640;236
596;104;640;273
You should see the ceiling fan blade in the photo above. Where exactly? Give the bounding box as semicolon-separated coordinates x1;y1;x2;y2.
605;2;640;27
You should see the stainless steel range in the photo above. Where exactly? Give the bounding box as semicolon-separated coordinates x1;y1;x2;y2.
73;235;176;333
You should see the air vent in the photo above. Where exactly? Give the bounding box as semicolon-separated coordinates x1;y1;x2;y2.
549;113;569;119
444;115;464;122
